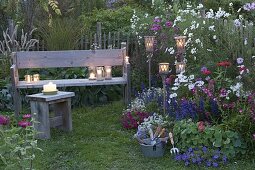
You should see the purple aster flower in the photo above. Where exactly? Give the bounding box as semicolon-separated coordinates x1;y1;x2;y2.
154;17;161;23
0;115;9;125
200;66;208;72
202;146;207;153
192;158;197;164
212;162;219;167
175;154;182;161
165;21;173;27
188;147;193;153
237;57;244;64
151;24;162;31
213;154;219;160
206;161;212;167
182;153;188;161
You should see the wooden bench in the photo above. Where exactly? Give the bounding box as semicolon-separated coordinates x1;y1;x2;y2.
10;43;131;116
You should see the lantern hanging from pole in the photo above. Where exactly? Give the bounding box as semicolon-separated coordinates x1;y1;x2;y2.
174;36;186;54
159;63;169;74
175;62;186;74
144;36;156;52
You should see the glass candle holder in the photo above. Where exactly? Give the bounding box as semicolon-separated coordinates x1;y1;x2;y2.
33;74;40;82
88;66;96;80
104;66;112;80
24;75;32;83
96;66;104;81
125;56;129;64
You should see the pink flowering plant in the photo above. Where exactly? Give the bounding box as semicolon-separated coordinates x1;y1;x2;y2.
0;112;42;169
121;111;150;129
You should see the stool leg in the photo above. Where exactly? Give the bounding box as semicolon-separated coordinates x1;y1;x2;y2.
31;101;50;139
53;98;72;132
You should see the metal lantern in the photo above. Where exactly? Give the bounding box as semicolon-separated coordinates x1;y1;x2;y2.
96;66;104;81
144;36;155;52
159;63;169;74
88;66;96;80
104;66;112;80
174;36;186;54
175;62;186;74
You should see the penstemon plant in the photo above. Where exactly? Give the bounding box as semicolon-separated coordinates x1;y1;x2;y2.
0;113;42;170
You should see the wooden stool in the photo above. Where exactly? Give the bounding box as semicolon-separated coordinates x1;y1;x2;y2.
26;91;75;139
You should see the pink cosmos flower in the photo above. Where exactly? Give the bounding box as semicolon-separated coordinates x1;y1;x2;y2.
0;115;9;125
18;121;32;128
22;114;31;119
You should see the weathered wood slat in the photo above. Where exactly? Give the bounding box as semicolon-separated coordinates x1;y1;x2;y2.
15;49;125;68
26;91;75;102
17;77;127;89
50;116;63;127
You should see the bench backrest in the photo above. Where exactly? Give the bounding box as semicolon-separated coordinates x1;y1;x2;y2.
12;48;126;69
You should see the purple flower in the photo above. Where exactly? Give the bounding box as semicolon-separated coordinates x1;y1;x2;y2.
253;133;255;140
213;154;219;160
18;121;32;128
154;17;161;23
151;24;162;31
212;162;219;167
0;115;9;125
236;57;244;64
202;146;207;153
206;161;212;167
188;147;193;153
165;21;173;27
175;154;182;161
181;153;188;161
192;158;197;164
200;66;208;72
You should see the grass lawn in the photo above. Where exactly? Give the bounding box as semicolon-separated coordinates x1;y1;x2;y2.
34;101;255;170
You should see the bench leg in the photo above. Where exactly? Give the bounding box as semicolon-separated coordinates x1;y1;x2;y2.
53;99;72;132
31;101;50;139
124;84;131;106
13;88;21;117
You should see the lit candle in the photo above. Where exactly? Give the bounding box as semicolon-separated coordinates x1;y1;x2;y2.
125;56;129;64
96;67;104;81
43;82;57;92
25;75;32;83
33;74;40;82
88;66;96;80
105;66;112;80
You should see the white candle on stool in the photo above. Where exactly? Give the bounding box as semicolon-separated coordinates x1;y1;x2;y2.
43;82;57;92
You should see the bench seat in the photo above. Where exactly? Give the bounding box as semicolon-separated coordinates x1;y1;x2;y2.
17;77;127;89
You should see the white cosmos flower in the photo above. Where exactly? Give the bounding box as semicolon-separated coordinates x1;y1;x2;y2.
188;84;195;90
171;87;179;91
170;93;177;98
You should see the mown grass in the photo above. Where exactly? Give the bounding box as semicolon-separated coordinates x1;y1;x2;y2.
33;101;255;170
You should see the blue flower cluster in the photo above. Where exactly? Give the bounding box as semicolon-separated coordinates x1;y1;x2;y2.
174;146;228;168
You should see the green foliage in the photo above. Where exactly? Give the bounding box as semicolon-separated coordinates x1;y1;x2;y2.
173;120;247;157
80;5;134;33
38;18;84;50
0;115;42;169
